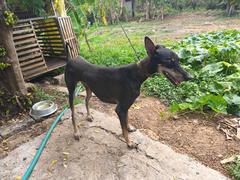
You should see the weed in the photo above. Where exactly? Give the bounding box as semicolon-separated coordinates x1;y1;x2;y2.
230;157;240;180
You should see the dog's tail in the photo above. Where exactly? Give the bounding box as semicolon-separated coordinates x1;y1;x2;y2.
65;42;72;61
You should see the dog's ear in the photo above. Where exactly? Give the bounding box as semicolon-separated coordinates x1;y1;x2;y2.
145;36;155;57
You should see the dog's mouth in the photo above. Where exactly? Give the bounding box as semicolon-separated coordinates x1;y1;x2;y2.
163;71;182;86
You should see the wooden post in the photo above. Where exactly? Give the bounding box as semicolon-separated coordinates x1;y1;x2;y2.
0;1;27;95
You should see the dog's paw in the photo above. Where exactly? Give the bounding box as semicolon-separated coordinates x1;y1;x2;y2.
127;141;138;149
127;125;136;132
86;115;94;122
74;133;81;141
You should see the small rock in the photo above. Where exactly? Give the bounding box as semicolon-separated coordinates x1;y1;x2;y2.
236;127;240;139
193;119;198;124
173;115;179;120
220;155;240;164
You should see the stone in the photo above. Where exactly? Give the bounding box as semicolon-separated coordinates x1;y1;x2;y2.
0;117;34;138
53;74;65;86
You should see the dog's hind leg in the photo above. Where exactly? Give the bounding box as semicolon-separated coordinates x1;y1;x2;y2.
82;83;93;122
67;81;80;140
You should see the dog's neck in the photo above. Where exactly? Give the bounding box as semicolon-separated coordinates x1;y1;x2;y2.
136;57;153;83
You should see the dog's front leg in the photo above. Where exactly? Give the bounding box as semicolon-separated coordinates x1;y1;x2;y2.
116;105;137;149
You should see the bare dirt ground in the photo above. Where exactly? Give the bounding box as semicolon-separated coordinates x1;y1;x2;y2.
90;94;240;176
1;12;240;177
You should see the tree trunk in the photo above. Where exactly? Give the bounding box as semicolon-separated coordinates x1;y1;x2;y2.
131;0;135;18
0;2;27;95
191;0;197;10
160;4;164;20
145;0;151;20
119;0;128;21
109;0;117;24
226;0;236;16
228;4;235;16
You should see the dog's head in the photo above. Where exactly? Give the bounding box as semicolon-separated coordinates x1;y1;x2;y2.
145;36;192;85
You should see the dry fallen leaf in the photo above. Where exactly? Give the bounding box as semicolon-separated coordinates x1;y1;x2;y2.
48;159;58;173
15;176;21;180
62;152;69;168
131;104;141;110
94;129;100;133
63;162;68;168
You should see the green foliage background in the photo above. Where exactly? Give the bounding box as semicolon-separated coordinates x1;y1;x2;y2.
80;28;240;115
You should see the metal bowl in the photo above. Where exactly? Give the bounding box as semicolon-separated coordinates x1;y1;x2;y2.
30;100;58;120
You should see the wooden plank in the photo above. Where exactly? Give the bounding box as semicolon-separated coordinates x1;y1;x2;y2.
14;38;36;45
17;16;57;23
18;48;41;56
42;52;64;56
40;47;64;51
72;39;77;58
59;18;66;39
42;49;64;53
13;23;31;29
64;18;69;39
64;37;75;42
40;46;64;49
41;47;64;51
13;33;35;40
34;24;58;29
37;37;62;40
38;41;63;45
65;19;70;39
44;54;66;58
13;28;34;35
67;18;73;38
21;61;46;72
32;19;56;25
35;29;59;33
19;52;42;62
23;66;47;78
20;57;44;66
70;39;75;58
56;18;67;57
38;42;62;47
36;32;61;36
16;43;39;51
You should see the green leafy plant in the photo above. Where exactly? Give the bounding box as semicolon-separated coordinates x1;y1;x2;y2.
80;27;240;115
230;157;240;180
0;47;10;70
3;10;17;26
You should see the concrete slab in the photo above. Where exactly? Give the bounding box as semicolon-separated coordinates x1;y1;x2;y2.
0;105;228;180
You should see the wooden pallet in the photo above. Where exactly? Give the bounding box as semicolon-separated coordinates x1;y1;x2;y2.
58;17;79;59
13;21;47;80
12;16;79;80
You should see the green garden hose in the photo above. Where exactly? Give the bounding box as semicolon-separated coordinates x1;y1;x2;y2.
22;86;82;179
22;108;68;180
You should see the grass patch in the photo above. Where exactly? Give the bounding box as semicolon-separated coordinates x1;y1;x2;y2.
230;157;240;180
80;20;240;115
